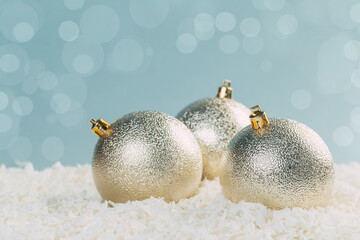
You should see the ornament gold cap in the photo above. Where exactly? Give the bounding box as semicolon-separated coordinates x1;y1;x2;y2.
249;105;269;130
217;80;232;99
89;118;112;138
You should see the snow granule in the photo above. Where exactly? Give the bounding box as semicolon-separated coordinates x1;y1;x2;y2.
0;162;359;239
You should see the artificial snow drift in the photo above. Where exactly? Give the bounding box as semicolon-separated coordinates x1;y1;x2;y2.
0;162;359;239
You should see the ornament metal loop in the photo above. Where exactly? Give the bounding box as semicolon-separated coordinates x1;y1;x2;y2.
217;80;233;99
249;105;269;130
89;118;112;138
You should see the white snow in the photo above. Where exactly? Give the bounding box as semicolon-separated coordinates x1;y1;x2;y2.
0;162;359;239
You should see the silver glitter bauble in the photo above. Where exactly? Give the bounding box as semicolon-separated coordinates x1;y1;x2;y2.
220;106;335;209
177;80;250;179
89;111;203;203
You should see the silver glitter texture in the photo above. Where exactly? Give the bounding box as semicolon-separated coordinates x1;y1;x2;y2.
92;111;203;203
220;118;335;209
177;98;250;180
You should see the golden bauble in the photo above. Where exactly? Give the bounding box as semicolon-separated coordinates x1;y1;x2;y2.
220;111;335;209
177;81;250;179
90;111;203;203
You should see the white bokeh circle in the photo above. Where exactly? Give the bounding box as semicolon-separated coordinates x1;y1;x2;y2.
215;12;236;32
62;36;104;76
50;93;72;114
176;33;198;54
8;136;32;161
194;13;215;33
344;40;360;61
278;14;298;35
72;55;94;74
240;17;261;37
112;39;144;72
350;3;360;23
130;0;169;28
41;136;64;161
351;106;360;125
219;35;239;54
333;126;354;147
12;96;34;116
64;0;85;10
351;69;360;88
0;54;20;73
291;89;312;110
242;37;263;55
37;71;58;90
0;44;28;86
329;0;358;30
13;22;34;42
0;2;39;43
80;5;120;43
0;91;9;111
264;0;285;12
0;113;13;133
59;21;79;42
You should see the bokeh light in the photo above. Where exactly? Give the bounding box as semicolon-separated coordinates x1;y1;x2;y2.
277;14;298;35
12;96;34;116
8;136;32;162
290;90;312;110
0;91;9;111
50;93;72;114
37;71;58;90
215;12;236;32
129;0;169;28
0;113;13;133
177;33;198;54
111;39;144;72
64;0;85;10
41;136;65;161
59;21;79;42
240;17;261;37
333;126;354;147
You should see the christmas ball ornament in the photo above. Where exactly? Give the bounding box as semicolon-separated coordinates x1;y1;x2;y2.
177;80;250;180
220;105;335;209
89;111;203;203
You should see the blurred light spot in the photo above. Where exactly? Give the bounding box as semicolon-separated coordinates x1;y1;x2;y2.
351;69;360;88
72;54;94;74
0;54;20;73
194;28;215;41
58;21;79;42
111;39;144;72
350;3;360;23
12;96;33;116
219;35;239;54
329;0;358;30
58;101;85;127
130;0;169;28
240;17;261;37
343;40;360;61
0;113;13;133
215;12;236;32
176;33;197;54
178;18;194;34
64;0;85;10
62;36;104;76
252;0;266;11
291;89;312;110
50;93;71;114
297;0;329;26
0;3;39;43
8;136;32;161
264;0;285;11
242;36;263;55
278;14;298;35
22;77;38;95
0;91;9;111
317;34;356;94
333;126;354;147
194;13;215;33
261;60;272;72
80;5;120;43
41;136;64;161
37;71;58;90
12;22;34;42
351;106;360;125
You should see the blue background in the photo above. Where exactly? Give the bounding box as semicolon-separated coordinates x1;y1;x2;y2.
1;0;360;169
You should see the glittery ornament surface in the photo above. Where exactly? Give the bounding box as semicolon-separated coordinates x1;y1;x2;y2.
92;111;202;203
220;118;335;209
177;98;250;180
